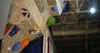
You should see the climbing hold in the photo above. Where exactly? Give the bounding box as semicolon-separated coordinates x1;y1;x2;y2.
46;16;55;26
22;12;27;16
34;27;37;30
51;7;58;12
13;31;17;34
35;5;37;8
34;31;38;34
7;46;11;50
4;24;8;35
12;42;21;51
1;49;4;52
36;30;40;33
38;24;40;27
21;8;28;11
29;29;35;34
29;22;31;24
40;19;42;22
36;29;40;33
38;33;42;36
37;29;40;31
31;32;35;35
9;25;20;37
21;38;29;48
40;14;42;16
9;15;11;18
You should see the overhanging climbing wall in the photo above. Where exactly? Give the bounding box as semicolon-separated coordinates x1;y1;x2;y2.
2;18;42;53
1;0;62;53
1;0;49;53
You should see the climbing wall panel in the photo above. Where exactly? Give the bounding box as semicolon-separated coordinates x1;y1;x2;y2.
9;8;30;24
1;0;60;53
23;0;48;34
2;18;42;53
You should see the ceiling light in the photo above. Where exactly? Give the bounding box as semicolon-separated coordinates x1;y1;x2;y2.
90;8;96;13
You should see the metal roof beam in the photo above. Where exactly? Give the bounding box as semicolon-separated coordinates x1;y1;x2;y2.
53;29;100;35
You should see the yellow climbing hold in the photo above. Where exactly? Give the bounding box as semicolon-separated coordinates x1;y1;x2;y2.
29;22;31;24
1;49;4;52
35;5;37;8
40;19;42;22
34;27;37;30
38;24;40;27
25;36;28;38
35;31;37;34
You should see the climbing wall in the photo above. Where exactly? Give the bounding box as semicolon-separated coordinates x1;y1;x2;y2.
9;8;31;24
2;0;44;53
35;0;66;16
2;18;42;53
1;0;65;53
8;0;30;24
23;0;48;34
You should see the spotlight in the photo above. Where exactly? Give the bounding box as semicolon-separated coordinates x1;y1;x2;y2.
90;8;96;13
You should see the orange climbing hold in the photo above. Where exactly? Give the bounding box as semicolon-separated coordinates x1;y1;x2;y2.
21;38;29;47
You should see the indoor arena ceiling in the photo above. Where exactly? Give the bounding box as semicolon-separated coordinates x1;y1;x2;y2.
50;0;100;53
52;0;100;35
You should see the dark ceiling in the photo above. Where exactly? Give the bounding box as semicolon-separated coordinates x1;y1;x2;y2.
53;33;100;53
49;0;100;53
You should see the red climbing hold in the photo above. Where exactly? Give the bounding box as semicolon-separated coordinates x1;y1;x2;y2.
4;24;8;35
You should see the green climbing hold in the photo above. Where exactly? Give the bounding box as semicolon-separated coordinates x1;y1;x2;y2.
46;16;55;26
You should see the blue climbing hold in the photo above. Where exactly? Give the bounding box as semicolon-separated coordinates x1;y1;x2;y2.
28;13;30;18
9;25;20;37
12;42;21;51
21;8;28;11
9;15;11;18
51;7;58;12
31;32;35;35
40;14;42;16
38;33;42;36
